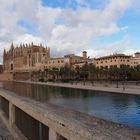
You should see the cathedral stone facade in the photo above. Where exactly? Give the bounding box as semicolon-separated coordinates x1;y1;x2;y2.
3;43;50;72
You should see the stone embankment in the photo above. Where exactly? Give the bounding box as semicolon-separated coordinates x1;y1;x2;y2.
17;80;140;95
0;73;13;81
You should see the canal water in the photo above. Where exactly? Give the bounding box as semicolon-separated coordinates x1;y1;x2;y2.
1;81;140;129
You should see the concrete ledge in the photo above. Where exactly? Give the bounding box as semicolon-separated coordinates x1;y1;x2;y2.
0;89;140;140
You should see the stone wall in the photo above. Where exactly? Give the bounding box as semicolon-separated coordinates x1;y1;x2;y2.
0;73;13;81
13;72;30;81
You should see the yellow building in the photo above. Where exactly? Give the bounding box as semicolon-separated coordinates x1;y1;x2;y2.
94;54;132;69
45;57;70;70
64;51;88;65
46;51;89;70
130;52;140;67
72;58;94;69
72;62;86;69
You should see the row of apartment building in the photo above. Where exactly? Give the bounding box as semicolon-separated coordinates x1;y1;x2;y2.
3;43;140;73
94;52;140;69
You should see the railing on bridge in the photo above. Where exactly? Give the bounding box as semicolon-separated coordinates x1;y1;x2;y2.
0;92;68;140
15;107;49;140
0;89;139;140
1;97;9;119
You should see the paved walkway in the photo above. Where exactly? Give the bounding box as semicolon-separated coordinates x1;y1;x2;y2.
16;80;140;95
0;118;14;140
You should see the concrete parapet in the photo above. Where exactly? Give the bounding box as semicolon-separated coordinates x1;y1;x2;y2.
0;89;139;140
9;102;15;127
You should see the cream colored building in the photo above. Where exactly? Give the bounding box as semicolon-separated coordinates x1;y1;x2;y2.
130;52;140;67
72;62;86;69
94;54;132;69
45;51;89;70
64;51;88;65
72;58;94;69
45;57;70;70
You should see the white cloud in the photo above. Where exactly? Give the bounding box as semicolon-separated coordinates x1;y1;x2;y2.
14;0;40;23
37;6;62;39
0;0;135;64
82;35;131;59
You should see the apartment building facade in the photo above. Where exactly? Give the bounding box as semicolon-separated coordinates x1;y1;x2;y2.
130;52;140;67
94;54;132;69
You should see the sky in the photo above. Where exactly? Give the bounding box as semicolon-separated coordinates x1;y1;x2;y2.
0;0;140;63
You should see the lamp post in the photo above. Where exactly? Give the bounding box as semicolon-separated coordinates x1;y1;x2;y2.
123;75;127;91
123;74;125;91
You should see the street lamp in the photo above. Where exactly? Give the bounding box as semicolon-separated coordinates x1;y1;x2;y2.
123;75;127;91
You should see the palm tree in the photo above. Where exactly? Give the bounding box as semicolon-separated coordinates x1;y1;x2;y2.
59;65;71;82
88;63;96;85
81;63;89;85
133;65;140;83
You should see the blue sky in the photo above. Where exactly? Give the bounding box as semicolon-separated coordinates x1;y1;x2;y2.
118;7;140;50
41;0;109;9
0;0;140;62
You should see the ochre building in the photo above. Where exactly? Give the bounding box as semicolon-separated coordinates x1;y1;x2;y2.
45;57;70;70
45;51;89;70
94;54;132;69
64;51;88;65
130;52;140;67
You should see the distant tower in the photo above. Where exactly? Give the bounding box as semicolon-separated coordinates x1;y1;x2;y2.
10;42;14;59
82;51;87;59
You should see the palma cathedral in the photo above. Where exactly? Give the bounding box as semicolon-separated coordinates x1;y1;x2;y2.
3;43;50;72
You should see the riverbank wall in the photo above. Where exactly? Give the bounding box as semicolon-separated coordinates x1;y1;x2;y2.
16;80;140;96
0;73;13;81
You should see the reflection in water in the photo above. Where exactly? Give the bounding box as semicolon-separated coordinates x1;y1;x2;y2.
1;81;140;129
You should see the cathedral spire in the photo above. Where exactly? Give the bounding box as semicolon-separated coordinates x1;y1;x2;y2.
3;48;6;64
3;48;6;54
11;42;14;50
